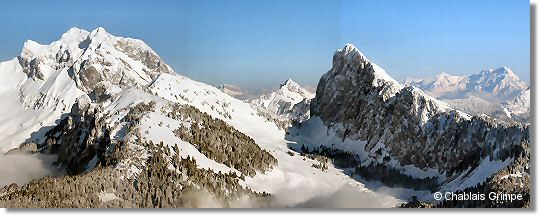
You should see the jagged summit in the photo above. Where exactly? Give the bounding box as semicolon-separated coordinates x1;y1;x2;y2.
249;79;314;112
280;78;298;87
277;79;311;97
468;67;526;95
339;43;368;62
247;79;314;128
332;44;402;94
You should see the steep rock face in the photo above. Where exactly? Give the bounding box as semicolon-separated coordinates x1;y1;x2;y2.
310;44;529;189
40;95;118;175
311;44;402;123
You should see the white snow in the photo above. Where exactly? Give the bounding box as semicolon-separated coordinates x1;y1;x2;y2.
139;110;241;175
98;191;121;203
0;26;176;153
0;59;85;152
441;156;513;192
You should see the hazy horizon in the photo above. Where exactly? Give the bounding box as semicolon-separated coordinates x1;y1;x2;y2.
0;0;530;92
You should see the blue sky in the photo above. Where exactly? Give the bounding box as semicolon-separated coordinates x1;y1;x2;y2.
0;0;530;91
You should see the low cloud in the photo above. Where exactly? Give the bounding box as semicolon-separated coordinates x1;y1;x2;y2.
228;183;401;208
0;153;62;188
290;184;400;208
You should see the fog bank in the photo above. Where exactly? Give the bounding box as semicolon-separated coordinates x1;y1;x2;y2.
0;153;62;187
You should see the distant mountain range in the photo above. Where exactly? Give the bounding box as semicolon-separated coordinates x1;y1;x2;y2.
403;68;529;124
403;67;528;102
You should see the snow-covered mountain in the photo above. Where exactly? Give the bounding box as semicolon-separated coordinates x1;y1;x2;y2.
404;67;528;103
0;27;174;152
466;67;528;102
249;79;314;114
288;44;530;207
0;28;410;208
442;96;505;118
0;28;530;208
247;79;315;129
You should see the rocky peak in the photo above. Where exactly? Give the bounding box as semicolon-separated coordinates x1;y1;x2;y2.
16;27;173;94
312;43;402;122
310;44;528;183
280;79;297;88
277;79;313;98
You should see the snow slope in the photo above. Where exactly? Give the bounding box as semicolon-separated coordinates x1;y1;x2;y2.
0;59;85;152
501;88;530;118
